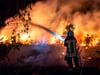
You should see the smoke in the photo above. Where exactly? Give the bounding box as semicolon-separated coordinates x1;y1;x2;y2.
31;38;50;53
0;44;66;67
27;0;100;35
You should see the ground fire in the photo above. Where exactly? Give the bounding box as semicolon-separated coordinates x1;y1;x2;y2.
0;21;100;47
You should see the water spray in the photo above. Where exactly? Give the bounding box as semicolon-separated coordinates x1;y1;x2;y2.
29;22;65;42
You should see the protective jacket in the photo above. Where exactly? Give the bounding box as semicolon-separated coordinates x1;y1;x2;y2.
64;36;78;57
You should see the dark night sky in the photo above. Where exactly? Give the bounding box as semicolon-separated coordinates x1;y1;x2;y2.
0;0;44;28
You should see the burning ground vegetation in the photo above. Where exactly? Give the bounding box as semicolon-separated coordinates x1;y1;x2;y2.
0;0;100;74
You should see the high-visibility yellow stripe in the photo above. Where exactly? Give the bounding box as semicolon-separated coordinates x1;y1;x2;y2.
66;40;76;57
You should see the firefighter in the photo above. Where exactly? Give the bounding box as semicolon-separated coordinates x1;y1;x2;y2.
64;30;79;71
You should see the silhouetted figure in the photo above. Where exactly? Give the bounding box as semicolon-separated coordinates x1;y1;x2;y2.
64;30;79;71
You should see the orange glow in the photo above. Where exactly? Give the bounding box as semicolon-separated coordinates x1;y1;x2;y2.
92;39;99;46
21;34;28;41
49;38;57;44
0;1;100;46
80;43;86;46
0;36;7;43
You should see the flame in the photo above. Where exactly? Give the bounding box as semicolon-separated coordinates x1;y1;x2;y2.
49;37;57;44
0;0;100;46
80;43;86;46
0;36;7;43
21;33;28;41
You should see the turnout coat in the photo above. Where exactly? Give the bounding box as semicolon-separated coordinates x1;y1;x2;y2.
64;36;78;57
